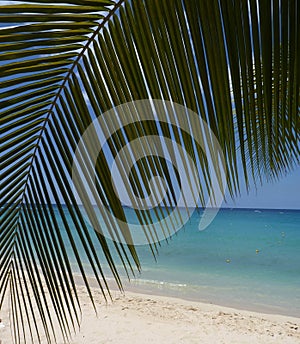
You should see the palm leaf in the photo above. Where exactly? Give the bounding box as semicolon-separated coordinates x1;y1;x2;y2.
1;0;299;343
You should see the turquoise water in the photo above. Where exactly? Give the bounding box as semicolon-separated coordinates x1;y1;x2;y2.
58;207;300;317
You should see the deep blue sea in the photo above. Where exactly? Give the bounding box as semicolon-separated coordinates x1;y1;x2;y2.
58;207;300;317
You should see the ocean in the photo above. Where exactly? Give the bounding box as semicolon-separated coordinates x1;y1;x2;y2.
58;207;300;317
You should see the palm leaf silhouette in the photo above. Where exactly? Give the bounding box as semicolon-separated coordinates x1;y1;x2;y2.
1;0;299;343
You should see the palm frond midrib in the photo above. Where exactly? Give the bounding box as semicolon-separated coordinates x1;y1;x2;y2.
15;0;127;210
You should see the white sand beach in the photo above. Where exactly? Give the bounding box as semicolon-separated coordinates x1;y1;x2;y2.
0;284;299;344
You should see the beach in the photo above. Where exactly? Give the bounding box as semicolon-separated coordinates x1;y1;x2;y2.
1;284;299;344
1;209;299;343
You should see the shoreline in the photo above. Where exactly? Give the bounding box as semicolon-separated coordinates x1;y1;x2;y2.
73;274;300;318
1;281;299;344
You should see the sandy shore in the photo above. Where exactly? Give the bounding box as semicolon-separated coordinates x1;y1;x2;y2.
0;284;299;344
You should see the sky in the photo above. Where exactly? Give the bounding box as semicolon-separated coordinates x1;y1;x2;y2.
74;141;299;210
222;164;300;210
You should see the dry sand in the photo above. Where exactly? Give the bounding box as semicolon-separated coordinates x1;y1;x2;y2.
0;285;299;344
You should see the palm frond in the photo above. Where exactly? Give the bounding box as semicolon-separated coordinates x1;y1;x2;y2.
1;0;299;343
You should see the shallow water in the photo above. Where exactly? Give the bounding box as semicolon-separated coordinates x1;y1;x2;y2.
58;207;300;317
